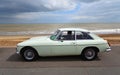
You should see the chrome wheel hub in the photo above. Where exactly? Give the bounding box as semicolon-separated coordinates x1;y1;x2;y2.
24;50;35;60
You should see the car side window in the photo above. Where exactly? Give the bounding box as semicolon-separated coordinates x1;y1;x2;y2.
76;31;93;40
57;31;75;40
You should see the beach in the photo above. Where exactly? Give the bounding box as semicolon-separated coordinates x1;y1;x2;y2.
0;34;119;47
0;23;120;35
0;23;120;47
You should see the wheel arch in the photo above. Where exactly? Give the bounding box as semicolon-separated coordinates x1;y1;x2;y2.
82;46;100;54
20;46;39;56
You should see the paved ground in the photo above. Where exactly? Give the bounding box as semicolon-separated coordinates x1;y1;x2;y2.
0;46;120;75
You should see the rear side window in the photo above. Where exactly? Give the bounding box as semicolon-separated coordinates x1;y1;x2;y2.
76;31;93;40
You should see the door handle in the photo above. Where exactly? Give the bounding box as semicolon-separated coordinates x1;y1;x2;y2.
71;42;76;45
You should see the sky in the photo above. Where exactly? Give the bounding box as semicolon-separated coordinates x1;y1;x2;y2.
0;0;120;24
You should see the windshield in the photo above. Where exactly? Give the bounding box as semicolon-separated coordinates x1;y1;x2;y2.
50;30;60;40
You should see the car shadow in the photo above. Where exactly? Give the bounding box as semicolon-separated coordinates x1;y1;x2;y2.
7;53;25;62
7;53;101;62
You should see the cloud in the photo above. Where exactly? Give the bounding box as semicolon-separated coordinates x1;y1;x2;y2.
0;0;99;14
0;0;77;14
0;0;120;23
0;0;77;23
41;0;77;11
77;0;100;3
70;0;120;23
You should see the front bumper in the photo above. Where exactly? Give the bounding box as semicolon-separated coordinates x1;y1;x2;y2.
16;48;20;54
16;46;23;55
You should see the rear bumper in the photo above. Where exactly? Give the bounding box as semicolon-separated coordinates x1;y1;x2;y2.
106;48;111;52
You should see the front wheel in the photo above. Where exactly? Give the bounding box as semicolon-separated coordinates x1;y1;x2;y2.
22;48;38;61
82;48;97;60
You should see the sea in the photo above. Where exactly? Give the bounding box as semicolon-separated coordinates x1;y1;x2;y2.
0;23;120;35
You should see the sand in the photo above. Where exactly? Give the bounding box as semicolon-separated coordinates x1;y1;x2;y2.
0;34;120;47
0;36;32;47
99;34;120;46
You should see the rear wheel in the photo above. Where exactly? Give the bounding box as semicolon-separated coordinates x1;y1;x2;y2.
22;48;38;61
82;48;97;60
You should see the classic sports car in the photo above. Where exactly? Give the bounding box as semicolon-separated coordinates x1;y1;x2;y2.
16;28;111;61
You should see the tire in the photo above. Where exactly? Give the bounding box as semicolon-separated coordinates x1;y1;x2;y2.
22;48;38;61
82;48;97;60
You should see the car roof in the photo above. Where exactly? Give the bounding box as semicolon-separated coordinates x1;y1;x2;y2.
59;28;89;32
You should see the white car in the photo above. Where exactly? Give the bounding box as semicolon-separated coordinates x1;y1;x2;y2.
16;28;111;61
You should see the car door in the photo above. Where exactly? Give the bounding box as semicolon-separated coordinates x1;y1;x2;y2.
51;31;78;56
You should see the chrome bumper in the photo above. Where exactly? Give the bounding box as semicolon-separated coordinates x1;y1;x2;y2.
16;48;20;54
106;48;111;52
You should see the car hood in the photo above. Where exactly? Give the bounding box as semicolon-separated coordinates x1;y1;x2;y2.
17;36;51;46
